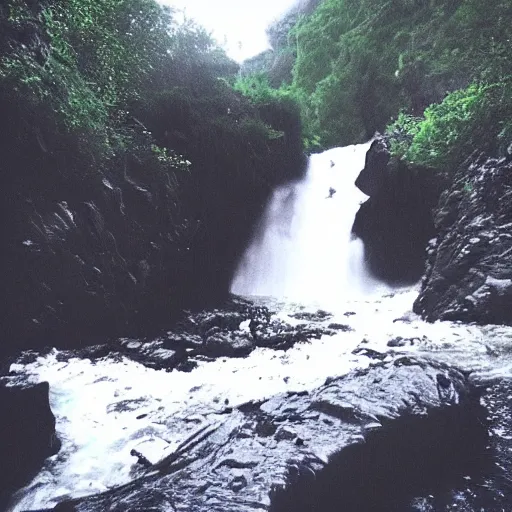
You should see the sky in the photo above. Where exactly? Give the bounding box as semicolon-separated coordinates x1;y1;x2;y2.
159;0;298;62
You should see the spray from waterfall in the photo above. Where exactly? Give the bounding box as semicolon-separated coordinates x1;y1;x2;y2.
231;143;386;306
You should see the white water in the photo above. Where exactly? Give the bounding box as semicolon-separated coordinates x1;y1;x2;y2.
231;143;386;306
8;145;512;511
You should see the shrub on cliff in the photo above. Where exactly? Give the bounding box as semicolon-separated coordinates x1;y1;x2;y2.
233;72;321;152
387;78;512;172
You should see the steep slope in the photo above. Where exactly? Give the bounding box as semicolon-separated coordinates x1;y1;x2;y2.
0;0;306;353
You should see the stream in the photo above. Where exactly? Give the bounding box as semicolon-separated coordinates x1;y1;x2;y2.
7;144;512;511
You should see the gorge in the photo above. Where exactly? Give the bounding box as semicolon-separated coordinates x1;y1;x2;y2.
1;0;512;511
4;143;512;512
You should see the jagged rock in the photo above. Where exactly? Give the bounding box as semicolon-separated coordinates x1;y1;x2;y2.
45;358;485;512
387;336;418;347
32;298;341;372
0;377;60;509
328;323;354;332
352;137;441;284
354;137;390;197
351;347;388;360
414;153;512;325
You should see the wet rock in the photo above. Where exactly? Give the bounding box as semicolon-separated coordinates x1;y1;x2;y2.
271;392;488;512
351;347;388;360
406;379;512;511
178;297;271;337
275;426;297;442
0;377;60;509
352;137;441;284
204;332;254;357
229;472;248;492
52;359;482;512
387;336;418;347
163;332;204;349
36;298;341;373
354;137;391;197
414;153;512;325
170;298;335;358
289;310;332;321
254;319;335;350
328;323;354;332
117;338;186;370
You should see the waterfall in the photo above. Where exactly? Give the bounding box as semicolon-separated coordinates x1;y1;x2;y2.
231;143;384;306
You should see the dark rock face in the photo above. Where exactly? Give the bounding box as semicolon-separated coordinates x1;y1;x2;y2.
406;379;512;511
414;154;512;325
0;132;305;357
0;83;306;358
352;138;441;284
41;358;484;512
271;393;488;512
0;378;60;509
354;137;391;197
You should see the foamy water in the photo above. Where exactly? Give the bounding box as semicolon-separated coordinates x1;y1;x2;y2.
231;143;386;305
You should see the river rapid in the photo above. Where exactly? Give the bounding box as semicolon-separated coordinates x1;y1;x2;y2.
7;144;512;511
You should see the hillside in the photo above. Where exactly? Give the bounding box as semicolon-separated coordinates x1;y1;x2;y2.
0;0;306;352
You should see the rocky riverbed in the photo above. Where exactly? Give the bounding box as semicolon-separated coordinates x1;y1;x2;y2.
4;288;512;512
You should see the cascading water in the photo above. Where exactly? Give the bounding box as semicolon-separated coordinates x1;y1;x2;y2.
231;143;385;306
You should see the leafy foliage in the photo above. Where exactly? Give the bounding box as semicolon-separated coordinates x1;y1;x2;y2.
233;72;320;152
242;0;512;151
387;79;512;171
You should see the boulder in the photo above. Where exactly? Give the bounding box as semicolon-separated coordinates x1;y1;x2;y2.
354;137;390;197
352;137;441;284
409;378;512;511
0;377;60;509
44;358;487;512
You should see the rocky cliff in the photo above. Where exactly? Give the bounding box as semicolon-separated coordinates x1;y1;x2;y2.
240;0;321;87
414;151;512;325
354;137;512;325
352;138;441;284
0;2;307;355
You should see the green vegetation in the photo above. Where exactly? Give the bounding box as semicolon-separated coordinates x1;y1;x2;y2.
234;72;321;151
387;80;512;172
0;0;307;346
237;0;512;159
0;0;298;183
0;0;195;176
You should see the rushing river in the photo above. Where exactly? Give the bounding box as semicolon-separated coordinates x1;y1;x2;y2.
8;144;512;511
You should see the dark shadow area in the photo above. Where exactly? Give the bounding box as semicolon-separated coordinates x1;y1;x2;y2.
270;402;491;512
352;139;442;285
0;381;61;511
